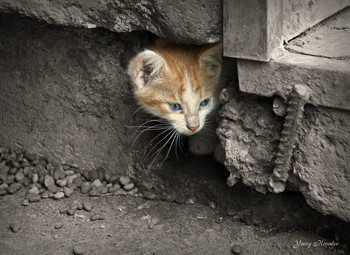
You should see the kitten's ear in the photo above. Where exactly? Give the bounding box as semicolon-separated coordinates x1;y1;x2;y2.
200;44;222;78
128;50;166;89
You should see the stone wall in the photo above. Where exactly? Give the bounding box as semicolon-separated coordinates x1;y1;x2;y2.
0;0;222;44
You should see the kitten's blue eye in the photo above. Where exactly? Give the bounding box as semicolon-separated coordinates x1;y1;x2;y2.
169;103;182;111
200;99;210;107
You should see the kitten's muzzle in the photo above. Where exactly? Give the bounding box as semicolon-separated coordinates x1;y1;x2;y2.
186;124;199;132
185;115;200;132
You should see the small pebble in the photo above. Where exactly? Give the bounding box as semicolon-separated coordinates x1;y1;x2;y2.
88;170;99;182
54;222;63;229
54;234;58;239
28;194;41;203
53;191;65;199
32;173;38;183
90;213;104;221
0;189;7;196
91;179;102;187
67;183;78;190
9;167;18;175
123;183;134;191
114;189;127;196
143;191;156;200
108;184;121;193
109;175;119;184
14;171;24;182
66;208;76;216
72;177;83;187
66;174;78;184
6;182;22;194
119;176;130;186
41;190;54;199
59;208;67;214
63;187;74;197
231;244;243;254
184;196;197;205
128;187;139;196
22;199;30;206
80;182;91;194
83;201;93;212
9;223;21;233
88;187;100;197
0;183;8;189
56;179;67;187
53;168;66;180
28;186;40;195
73;245;85;255
64;170;75;176
47;184;60;193
70;200;83;210
44;175;55;188
100;224;105;229
99;186;108;194
74;213;85;219
175;195;186;204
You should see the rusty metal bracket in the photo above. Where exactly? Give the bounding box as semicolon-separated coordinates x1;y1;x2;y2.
268;84;311;193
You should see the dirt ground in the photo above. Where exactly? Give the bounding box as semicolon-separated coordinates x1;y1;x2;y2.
0;156;348;255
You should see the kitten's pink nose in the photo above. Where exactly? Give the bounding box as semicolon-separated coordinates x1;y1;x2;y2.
187;125;199;132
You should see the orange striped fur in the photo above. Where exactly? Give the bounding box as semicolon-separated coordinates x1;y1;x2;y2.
128;40;222;136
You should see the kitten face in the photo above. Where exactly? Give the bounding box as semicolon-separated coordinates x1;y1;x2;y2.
128;41;222;136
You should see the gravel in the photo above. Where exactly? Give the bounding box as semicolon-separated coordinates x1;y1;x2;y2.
66;208;76;216
7;182;22;194
14;171;24;182
63;187;74;197
22;199;30;206
91;179;102;187
28;186;40;195
41;190;54;199
44;175;55;188
47;184;60;193
108;184;121;193
119;176;130;186
54;222;64;229
83;201;93;212
56;179;68;187
90;213;104;221
53;191;65;199
123;183;134;191
9;223;21;233
0;189;7;196
73;245;85;255
80;182;91;194
0;147;141;214
28;194;41;203
231;244;243;254
143;191;157;200
32;173;38;183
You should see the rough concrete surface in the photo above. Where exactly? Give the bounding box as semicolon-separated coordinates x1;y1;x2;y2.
0;0;222;44
282;0;349;41
0;14;154;176
219;8;350;222
217;93;282;194
286;6;350;59
295;105;350;222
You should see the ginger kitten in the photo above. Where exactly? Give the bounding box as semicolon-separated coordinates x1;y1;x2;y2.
128;40;222;156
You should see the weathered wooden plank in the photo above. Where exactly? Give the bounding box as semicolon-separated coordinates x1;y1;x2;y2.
283;0;350;41
223;0;283;62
